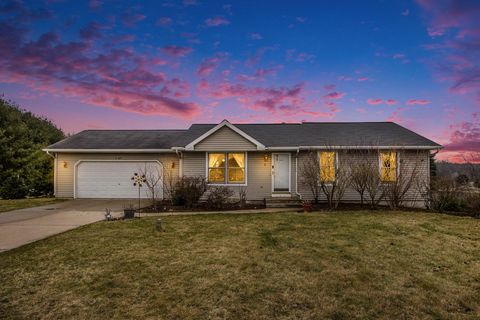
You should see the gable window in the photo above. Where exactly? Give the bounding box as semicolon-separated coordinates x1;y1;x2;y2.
208;152;246;184
319;151;336;182
380;151;397;182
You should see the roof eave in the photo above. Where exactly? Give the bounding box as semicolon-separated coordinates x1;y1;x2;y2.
42;148;177;153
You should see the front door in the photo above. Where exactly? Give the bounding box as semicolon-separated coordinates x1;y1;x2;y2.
273;153;290;191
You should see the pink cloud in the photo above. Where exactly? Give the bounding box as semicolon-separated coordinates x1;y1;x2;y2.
161;45;192;57
386;99;398;105
324;84;336;90
286;49;315;63
323;92;345;100
443;116;480;153
418;0;480;98
357;77;369;82
121;11;146;27
197;57;222;77
0;16;200;118
367;98;383;105
205;16;230;27
406;99;430;105
356;108;367;113
157;17;173;26
197;80;337;118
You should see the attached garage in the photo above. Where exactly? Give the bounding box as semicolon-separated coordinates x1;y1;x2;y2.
75;160;162;199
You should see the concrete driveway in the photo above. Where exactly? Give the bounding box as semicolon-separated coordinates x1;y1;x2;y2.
0;199;147;252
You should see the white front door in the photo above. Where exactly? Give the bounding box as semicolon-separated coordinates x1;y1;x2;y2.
272;153;290;191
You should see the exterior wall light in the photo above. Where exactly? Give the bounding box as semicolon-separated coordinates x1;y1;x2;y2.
62;161;68;168
263;153;269;165
171;161;175;169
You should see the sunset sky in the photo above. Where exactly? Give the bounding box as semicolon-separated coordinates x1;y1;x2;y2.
0;0;479;162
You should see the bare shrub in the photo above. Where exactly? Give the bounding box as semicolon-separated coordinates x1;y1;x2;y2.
364;159;384;209
238;187;247;206
299;151;321;203
139;163;164;211
382;152;422;209
430;177;466;212
205;186;234;210
171;176;207;208
349;151;373;206
319;152;351;209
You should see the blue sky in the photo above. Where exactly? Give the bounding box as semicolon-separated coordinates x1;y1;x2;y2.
0;0;479;162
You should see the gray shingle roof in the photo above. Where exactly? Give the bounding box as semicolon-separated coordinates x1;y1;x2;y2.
46;122;441;150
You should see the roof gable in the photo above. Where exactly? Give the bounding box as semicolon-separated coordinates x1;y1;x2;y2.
184;120;265;151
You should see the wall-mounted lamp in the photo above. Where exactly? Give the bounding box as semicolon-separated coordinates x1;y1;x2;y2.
62;161;68;168
263;153;269;166
171;161;175;169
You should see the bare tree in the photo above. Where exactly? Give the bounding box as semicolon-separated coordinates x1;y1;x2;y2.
382;151;422;209
363;151;384;209
139;163;164;211
238;186;247;207
299;151;321;203
318;151;351;209
348;151;372;206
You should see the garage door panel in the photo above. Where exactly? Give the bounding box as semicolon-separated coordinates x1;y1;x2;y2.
76;161;162;199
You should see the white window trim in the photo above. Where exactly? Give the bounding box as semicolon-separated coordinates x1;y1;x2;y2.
205;152;248;186
318;151;338;185
378;150;400;183
271;152;292;193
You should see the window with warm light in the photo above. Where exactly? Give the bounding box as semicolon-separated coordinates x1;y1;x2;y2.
319;151;336;182
208;153;226;183
380;151;397;182
208;152;245;184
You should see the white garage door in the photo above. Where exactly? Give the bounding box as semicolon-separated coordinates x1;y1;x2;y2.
76;161;162;199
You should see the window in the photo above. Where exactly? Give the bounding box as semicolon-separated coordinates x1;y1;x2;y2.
208;152;245;184
380;151;397;182
208;153;226;183
319;151;336;182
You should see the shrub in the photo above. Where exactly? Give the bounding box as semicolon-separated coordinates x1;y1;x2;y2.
430;177;466;212
205;186;234;210
170;176;207;208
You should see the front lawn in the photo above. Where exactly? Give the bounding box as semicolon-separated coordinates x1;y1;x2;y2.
1;211;479;319
0;197;65;213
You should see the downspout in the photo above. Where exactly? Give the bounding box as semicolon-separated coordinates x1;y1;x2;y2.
295;148;302;199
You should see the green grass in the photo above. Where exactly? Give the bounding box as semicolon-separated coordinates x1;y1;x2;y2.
0;198;65;213
1;211;479;319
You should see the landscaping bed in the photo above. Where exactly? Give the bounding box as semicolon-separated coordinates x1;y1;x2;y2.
1;211;479;319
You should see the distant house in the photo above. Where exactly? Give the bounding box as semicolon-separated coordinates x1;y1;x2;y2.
44;120;441;207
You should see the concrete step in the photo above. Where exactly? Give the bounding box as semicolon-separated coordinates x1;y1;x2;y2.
265;197;302;208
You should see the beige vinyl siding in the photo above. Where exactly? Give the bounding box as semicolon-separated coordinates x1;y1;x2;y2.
55;153;179;198
182;152;206;177
195;126;257;151
182;151;274;200
297;150;430;207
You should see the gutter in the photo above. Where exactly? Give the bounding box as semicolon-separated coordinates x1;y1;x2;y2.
267;145;443;151
42;148;176;153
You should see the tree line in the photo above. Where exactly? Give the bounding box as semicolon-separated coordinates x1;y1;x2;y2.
0;98;65;199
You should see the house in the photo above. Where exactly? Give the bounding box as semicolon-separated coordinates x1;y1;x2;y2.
43;120;441;206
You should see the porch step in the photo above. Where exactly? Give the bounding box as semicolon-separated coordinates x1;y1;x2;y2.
265;196;302;208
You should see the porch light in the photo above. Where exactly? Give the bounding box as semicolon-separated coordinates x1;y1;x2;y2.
171;161;175;169
263;153;269;164
62;161;67;168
